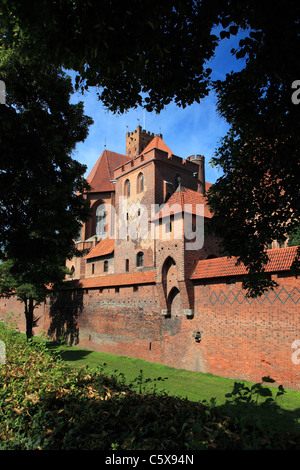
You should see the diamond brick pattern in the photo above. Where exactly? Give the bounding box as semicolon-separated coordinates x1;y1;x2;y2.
209;286;300;305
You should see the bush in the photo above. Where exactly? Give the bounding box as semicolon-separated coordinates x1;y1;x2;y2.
0;323;300;450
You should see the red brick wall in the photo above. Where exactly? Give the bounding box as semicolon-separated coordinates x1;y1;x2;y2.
114;159;156;273
190;274;300;389
1;274;299;390
0;296;47;336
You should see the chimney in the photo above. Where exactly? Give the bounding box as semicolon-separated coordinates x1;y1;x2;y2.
187;155;206;194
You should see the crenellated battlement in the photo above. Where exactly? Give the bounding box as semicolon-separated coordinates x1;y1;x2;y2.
114;147;202;180
126;125;162;158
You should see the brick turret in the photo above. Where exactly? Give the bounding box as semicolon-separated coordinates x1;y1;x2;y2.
186;154;205;194
126;125;162;158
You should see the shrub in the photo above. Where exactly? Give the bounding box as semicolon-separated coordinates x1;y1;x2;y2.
0;323;299;450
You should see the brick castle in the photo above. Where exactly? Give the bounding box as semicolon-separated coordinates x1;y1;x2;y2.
1;126;299;389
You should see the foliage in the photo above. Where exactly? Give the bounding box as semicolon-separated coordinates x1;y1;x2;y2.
288;224;300;247
0;324;299;450
0;0;219;114
0;50;92;265
206;0;300;296
0;43;93;337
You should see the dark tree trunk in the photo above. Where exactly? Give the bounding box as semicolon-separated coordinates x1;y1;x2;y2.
24;297;34;340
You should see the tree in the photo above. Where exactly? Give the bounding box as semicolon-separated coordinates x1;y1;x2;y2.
0;49;93;337
288;224;300;248
0;0;220;113
0;260;66;340
0;0;299;296
206;0;300;295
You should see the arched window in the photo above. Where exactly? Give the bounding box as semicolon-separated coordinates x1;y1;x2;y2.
136;251;144;267
137;172;144;192
103;260;108;272
124;179;130;197
95;205;106;236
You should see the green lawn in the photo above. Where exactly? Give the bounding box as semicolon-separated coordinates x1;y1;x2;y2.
47;342;300;414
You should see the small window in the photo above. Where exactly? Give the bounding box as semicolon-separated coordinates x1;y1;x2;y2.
125;259;129;272
92;263;95;275
103;260;108;272
137;172;144;192
166;220;172;233
136;251;144;267
124;179;130;197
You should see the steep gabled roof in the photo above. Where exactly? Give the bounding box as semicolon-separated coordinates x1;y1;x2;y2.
142;135;173;155
151;186;212;221
191;246;299;280
87;149;129;192
85;238;114;260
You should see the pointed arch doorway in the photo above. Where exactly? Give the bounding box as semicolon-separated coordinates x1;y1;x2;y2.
161;256;183;317
167;286;183;317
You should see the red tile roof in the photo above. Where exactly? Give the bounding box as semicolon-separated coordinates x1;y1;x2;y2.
191;246;299;280
142;136;173;155
87;150;129;192
66;270;156;289
85;238;114;259
151;186;212;221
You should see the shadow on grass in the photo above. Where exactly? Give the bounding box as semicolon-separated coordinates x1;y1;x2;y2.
214;401;300;436
46;342;93;363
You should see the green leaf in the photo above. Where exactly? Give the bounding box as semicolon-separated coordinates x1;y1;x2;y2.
229;25;239;35
258;388;273;397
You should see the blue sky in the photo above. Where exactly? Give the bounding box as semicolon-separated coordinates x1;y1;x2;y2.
70;30;247;185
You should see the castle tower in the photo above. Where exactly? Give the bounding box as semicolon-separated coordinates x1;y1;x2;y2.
126;125;162;158
186;155;205;194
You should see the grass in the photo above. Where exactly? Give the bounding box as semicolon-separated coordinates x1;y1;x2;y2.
1;323;300;449
47;341;300;414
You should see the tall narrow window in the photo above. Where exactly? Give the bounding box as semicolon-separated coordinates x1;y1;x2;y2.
125;259;129;272
124;179;130;197
92;263;95;275
96;205;106;236
103;260;108;272
137;172;144;192
136;251;144;267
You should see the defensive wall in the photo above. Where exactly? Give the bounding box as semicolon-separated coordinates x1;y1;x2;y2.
1;254;299;391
